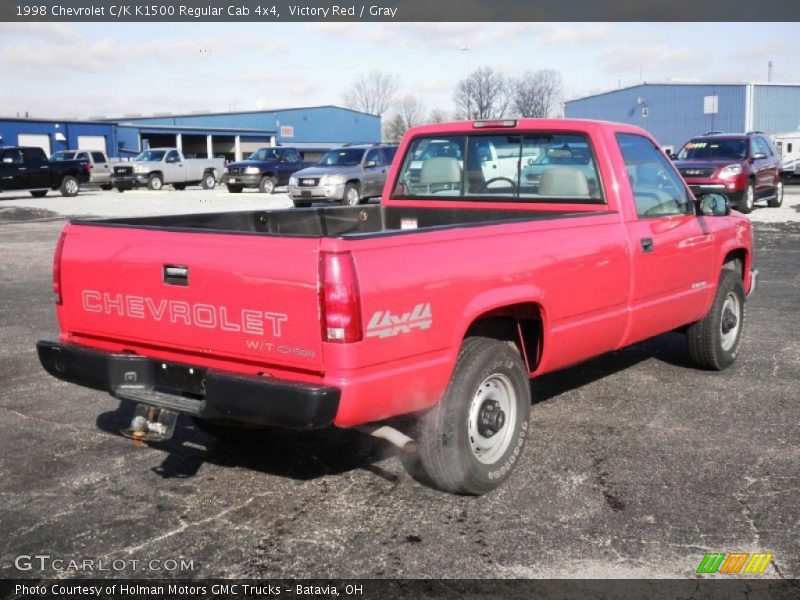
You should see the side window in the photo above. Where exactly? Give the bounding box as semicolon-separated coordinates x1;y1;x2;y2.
284;149;300;163
750;137;761;157
758;136;775;157
393;136;465;197
22;148;47;165
1;149;24;164
165;150;180;163
616;133;693;218
91;152;106;163
382;146;398;165
365;148;381;167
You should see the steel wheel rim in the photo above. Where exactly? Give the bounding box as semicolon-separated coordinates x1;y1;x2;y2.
346;188;359;205
205;175;214;187
467;373;517;464
720;292;742;351
263;179;274;193
65;179;77;195
152;178;162;190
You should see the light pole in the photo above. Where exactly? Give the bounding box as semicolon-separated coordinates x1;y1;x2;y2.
460;44;471;118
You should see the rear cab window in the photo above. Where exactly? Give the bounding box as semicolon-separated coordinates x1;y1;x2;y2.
392;132;604;203
91;152;106;163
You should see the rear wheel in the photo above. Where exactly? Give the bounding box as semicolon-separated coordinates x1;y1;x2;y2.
259;176;277;194
116;186;126;193
30;190;48;198
410;337;531;495
767;180;784;207
686;269;746;370
59;175;79;197
739;182;755;214
226;184;243;193
202;172;216;190
343;182;361;206
147;173;163;191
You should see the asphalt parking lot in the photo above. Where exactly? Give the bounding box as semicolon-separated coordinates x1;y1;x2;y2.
0;184;798;580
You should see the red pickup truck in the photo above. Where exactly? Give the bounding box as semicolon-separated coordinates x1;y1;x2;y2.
37;119;756;495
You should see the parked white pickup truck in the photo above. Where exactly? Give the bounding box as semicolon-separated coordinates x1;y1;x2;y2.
111;148;224;192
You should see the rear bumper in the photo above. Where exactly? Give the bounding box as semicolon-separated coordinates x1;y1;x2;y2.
36;341;340;429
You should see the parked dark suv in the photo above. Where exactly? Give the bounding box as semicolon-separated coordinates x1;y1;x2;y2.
673;132;783;214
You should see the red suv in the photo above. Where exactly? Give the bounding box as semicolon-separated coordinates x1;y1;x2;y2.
673;132;783;214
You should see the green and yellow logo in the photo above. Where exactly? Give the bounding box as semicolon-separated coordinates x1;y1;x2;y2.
696;552;773;574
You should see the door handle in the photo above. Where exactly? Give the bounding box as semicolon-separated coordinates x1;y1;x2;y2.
641;238;654;252
163;265;189;286
40;166;49;169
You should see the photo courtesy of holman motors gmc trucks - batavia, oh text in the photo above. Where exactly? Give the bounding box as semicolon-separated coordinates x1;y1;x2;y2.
37;118;756;495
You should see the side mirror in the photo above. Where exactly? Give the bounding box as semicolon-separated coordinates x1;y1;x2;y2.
668;152;677;160
752;152;767;160
365;160;377;168
699;193;731;216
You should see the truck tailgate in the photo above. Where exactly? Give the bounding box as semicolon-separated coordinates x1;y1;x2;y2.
58;224;324;373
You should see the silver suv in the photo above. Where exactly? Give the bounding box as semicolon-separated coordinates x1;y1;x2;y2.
288;144;398;207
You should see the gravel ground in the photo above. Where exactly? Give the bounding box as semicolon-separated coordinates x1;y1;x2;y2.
0;181;797;222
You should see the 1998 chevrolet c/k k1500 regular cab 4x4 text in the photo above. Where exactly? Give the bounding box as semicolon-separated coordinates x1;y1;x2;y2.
37;119;756;495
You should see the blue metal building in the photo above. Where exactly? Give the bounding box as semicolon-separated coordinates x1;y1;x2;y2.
0;106;381;161
0;117;118;157
565;82;800;152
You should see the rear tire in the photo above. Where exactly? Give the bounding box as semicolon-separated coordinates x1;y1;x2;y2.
259;176;277;194
739;182;755;214
202;172;216;190
116;186;126;193
100;184;113;191
767;180;783;207
411;337;531;495
59;175;79;197
147;173;163;191
686;269;746;370
227;184;243;193
30;190;48;198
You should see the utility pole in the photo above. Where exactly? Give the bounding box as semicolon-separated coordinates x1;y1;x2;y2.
460;44;471;119
768;61;774;82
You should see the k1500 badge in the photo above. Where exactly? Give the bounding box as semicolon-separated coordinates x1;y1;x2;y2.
366;303;432;338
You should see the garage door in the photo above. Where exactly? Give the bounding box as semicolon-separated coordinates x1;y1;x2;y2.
77;136;107;153
17;134;51;157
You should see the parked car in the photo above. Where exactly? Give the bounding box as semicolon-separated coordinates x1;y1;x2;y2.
52;149;113;190
111;148;224;192
223;146;311;194
0;146;90;197
673;132;783;213
288;144;398;207
37;118;756;495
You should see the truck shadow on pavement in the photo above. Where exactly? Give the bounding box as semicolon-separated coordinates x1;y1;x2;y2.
95;331;693;484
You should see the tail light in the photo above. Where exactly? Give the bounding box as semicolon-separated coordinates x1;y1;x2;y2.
320;251;362;343
53;231;67;305
85;162;92;174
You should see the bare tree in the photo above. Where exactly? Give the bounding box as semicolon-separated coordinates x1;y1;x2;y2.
383;95;426;143
511;69;563;118
453;67;510;120
342;71;399;117
427;108;449;124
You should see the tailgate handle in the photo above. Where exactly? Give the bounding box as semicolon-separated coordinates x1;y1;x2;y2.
163;265;189;286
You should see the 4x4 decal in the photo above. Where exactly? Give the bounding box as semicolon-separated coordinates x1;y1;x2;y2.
366;303;432;338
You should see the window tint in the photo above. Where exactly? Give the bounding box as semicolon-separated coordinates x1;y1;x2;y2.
283;149;300;162
165;150;180;162
1;149;24;164
22;148;47;165
757;136;775;156
91;152;106;163
381;146;398;165
617;133;693;218
365;148;382;166
393;133;603;202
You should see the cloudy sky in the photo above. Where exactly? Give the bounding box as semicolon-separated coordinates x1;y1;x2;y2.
1;22;798;120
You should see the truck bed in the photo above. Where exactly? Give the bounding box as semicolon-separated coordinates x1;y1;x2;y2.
72;205;606;239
